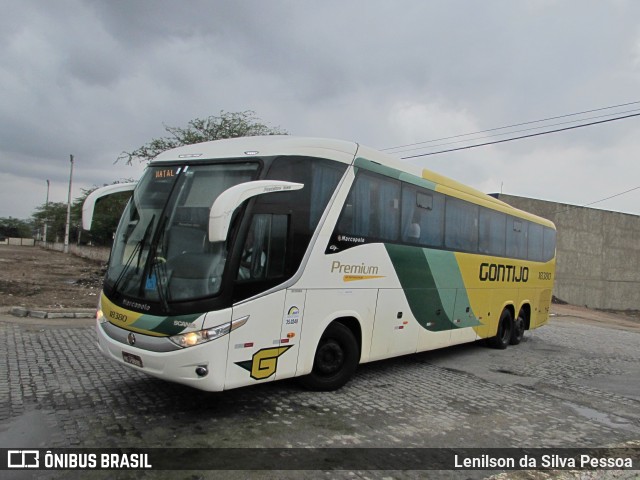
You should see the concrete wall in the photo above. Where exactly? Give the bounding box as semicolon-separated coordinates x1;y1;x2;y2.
496;194;640;311
6;237;35;246
38;241;111;263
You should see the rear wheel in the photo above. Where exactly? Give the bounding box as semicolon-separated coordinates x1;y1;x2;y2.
488;309;513;349
510;312;525;345
299;322;359;391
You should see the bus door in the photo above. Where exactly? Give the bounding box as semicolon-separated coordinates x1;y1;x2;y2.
224;211;293;389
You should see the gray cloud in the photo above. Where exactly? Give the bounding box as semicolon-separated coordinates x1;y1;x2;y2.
1;0;640;219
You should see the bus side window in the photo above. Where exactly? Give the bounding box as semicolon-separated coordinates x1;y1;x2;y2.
237;214;288;282
506;217;528;259
543;227;556;262
527;222;544;262
444;197;479;252
401;185;444;247
479;208;506;256
337;171;400;241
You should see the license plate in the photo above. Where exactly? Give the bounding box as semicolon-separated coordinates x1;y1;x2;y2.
122;352;143;368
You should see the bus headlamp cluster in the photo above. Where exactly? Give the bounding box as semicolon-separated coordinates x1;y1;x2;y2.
96;309;108;324
170;324;230;348
169;316;249;348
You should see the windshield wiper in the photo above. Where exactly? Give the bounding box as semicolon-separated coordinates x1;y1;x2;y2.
140;214;170;310
153;257;170;313
110;215;155;295
152;215;171;312
136;215;155;273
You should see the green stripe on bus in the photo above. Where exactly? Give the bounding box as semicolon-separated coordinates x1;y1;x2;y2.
385;245;481;331
424;250;481;328
385;244;454;332
354;158;437;191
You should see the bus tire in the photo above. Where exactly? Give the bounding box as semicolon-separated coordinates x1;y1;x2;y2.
489;309;513;350
299;322;359;391
510;313;525;345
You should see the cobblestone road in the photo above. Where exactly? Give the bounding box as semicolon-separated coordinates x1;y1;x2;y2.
1;310;638;479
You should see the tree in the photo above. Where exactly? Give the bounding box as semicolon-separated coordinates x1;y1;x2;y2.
31;202;71;243
74;184;132;246
0;217;32;239
31;182;133;246
118;110;287;164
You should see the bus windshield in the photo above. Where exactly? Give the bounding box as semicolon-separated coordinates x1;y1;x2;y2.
105;162;259;306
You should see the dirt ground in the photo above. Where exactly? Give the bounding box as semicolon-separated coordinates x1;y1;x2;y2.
1;244;639;332
0;244;104;309
551;302;640;333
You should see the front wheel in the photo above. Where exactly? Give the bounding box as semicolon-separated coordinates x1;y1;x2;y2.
488;309;513;349
299;322;359;391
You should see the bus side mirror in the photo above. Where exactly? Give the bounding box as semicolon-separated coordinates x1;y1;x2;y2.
82;182;137;230
208;180;303;243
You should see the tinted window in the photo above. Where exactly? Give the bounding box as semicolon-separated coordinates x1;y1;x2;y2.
506;217;527;259
309;161;346;227
543;227;557;262
260;156;346;268
401;184;444;247
445;197;479;252
237;214;288;282
337;172;401;241
527;222;544;262
479;208;506;256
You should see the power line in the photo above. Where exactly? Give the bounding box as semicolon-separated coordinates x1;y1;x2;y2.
383;100;640;152
584;186;640;208
392;107;640;155
399;112;640;159
553;185;640;215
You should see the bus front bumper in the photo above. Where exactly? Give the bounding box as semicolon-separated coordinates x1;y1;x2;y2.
95;321;228;392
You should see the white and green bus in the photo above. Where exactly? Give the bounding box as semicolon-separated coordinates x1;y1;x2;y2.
83;136;556;391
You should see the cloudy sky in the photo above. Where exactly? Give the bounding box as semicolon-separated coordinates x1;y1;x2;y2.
2;0;640;220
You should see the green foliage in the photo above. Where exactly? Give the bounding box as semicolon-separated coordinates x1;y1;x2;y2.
32;202;72;243
0;217;33;239
30;182;132;246
75;185;131;246
118;110;287;164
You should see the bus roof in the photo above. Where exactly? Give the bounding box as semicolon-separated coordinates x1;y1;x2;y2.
152;136;554;229
152;136;358;165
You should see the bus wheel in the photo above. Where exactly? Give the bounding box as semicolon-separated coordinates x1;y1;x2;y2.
300;322;359;391
489;309;513;350
510;313;525;345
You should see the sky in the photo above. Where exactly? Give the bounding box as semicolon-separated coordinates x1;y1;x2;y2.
1;0;640;220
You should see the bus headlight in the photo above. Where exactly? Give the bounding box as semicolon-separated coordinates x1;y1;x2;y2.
169;316;249;348
96;309;108;324
170;324;230;348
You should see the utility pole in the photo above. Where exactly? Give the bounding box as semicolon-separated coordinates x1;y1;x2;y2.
43;179;50;244
63;155;74;254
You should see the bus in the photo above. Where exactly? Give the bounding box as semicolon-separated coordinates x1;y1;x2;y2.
82;136;556;392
